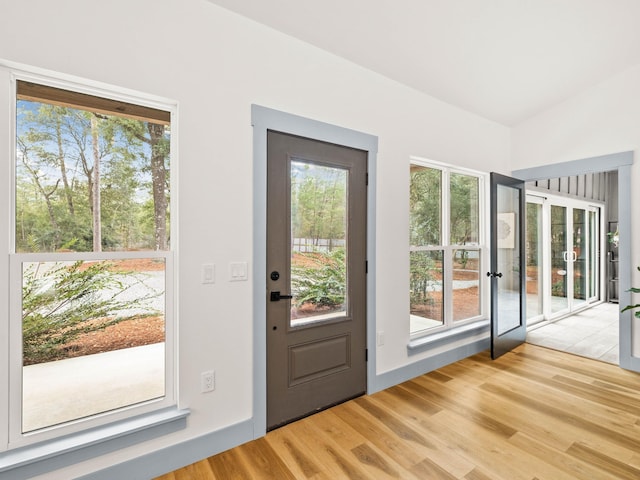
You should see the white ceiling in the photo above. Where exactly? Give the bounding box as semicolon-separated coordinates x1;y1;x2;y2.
207;0;640;126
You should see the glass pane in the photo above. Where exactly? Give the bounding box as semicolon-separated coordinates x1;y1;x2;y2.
550;205;568;315
22;258;165;432
290;161;347;326
410;165;441;246
410;250;444;333
573;209;587;307
496;185;521;335
526;203;543;321
452;249;480;321
16;99;171;253
449;173;479;245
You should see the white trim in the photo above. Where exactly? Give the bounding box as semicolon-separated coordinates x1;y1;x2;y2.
2;59;176;113
2;61;181;456
409;159;490;340
0;408;189;475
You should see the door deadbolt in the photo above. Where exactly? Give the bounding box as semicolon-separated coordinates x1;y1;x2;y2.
270;271;280;281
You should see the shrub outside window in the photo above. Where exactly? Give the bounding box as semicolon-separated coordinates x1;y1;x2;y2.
410;160;485;337
8;77;175;446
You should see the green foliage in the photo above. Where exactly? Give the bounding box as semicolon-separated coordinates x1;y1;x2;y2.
409;251;438;307
551;279;566;296
22;261;161;365
291;162;346;243
621;266;640;319
409;167;441;246
449;173;479;245
15;100;170;253
291;248;346;308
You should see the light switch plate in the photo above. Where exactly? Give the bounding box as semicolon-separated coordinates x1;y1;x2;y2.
229;262;248;281
202;263;215;284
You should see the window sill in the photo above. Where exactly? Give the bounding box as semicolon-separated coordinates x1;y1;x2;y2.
407;319;489;354
0;407;189;474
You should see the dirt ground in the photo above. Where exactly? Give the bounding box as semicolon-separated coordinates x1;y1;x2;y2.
61;316;165;359
411;287;480;319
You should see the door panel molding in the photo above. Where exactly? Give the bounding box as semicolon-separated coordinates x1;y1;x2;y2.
252;105;378;437
514;151;638;372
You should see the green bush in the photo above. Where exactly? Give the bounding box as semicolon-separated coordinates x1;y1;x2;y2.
410;252;436;306
291;248;346;308
22;260;161;365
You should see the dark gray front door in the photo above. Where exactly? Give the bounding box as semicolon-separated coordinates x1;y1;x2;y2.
489;172;526;359
266;130;367;430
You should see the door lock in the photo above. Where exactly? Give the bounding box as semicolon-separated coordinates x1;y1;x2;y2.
270;291;294;302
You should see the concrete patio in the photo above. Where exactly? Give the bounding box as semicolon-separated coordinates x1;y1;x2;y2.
22;343;165;433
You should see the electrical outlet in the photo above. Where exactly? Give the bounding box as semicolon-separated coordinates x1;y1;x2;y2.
201;370;215;393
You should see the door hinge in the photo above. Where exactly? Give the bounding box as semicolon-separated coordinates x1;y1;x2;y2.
366;348;368;362
366;172;369;186
365;260;368;274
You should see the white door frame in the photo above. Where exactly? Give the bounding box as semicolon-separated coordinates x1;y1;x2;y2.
251;105;378;437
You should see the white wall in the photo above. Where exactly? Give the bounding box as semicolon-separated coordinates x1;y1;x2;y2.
0;0;510;477
512;64;640;356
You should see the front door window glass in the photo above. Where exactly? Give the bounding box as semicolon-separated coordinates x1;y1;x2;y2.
290;160;348;326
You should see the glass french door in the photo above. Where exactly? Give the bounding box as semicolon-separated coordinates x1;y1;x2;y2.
489;173;526;359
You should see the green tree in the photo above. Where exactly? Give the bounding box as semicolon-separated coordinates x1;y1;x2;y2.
409;167;441;246
291;162;346;248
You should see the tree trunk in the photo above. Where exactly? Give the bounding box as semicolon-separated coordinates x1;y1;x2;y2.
55;111;74;215
148;123;167;250
18;140;60;250
91;115;102;252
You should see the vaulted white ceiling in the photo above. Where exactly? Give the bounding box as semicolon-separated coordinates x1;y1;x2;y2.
207;0;640;126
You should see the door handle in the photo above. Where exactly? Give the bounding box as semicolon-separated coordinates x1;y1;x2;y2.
486;272;503;278
270;291;294;302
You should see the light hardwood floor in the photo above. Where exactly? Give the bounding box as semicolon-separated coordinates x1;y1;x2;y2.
156;344;640;479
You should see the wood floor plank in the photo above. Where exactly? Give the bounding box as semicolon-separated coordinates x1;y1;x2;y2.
263;428;326;479
157;344;640;480
333;395;475;478
235;437;297;480
415;370;577;451
429;408;581;480
567;442;640;480
271;413;369;480
305;407;413;479
207;448;252;479
482;368;640;449
508;431;614;480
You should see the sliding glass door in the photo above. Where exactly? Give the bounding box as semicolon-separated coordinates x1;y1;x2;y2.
526;194;603;323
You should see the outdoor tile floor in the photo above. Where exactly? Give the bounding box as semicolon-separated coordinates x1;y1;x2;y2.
526;302;619;364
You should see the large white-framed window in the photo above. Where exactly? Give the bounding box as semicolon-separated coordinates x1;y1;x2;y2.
5;71;177;449
409;158;488;338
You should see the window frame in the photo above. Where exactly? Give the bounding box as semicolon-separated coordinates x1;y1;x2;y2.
5;69;178;450
409;157;489;339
